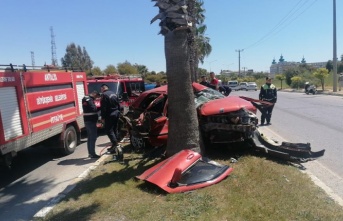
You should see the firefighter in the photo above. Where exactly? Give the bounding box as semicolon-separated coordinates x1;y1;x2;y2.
259;77;277;125
82;90;101;158
100;84;123;158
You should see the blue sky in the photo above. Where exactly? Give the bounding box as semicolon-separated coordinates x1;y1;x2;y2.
0;0;341;75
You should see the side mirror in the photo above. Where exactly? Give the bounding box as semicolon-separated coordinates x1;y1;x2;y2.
122;92;129;101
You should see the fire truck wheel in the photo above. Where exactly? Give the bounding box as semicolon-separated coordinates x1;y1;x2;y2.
61;126;78;155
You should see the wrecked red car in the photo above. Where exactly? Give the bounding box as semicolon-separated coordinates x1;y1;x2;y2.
124;83;324;162
128;83;258;149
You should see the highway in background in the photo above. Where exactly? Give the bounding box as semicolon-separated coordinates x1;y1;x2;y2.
233;89;343;205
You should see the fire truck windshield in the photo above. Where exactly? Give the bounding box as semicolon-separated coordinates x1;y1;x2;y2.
87;82;119;94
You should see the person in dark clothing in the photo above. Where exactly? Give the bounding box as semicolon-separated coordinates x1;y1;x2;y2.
304;82;310;93
259;77;277;125
82;90;100;158
219;85;232;96
200;75;219;91
199;75;210;86
155;81;161;88
100;84;122;154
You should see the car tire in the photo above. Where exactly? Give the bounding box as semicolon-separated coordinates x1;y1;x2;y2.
130;133;146;152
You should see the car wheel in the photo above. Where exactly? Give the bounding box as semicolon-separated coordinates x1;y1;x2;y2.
130;133;146;152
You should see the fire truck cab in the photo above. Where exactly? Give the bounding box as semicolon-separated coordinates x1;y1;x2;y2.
0;65;88;167
86;75;145;115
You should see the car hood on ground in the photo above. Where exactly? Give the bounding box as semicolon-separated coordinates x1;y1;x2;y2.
136;149;233;193
198;96;257;116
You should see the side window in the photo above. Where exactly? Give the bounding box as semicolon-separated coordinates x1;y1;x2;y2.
118;82;124;97
149;96;166;113
126;81;145;97
124;82;132;97
140;93;160;110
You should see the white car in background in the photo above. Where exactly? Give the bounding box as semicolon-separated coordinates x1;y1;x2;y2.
238;82;248;90
228;80;240;90
247;82;258;91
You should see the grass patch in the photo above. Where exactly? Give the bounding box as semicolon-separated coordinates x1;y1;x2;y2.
40;145;343;221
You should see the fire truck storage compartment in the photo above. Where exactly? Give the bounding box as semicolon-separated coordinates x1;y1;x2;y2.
0;87;23;141
0;71;88;166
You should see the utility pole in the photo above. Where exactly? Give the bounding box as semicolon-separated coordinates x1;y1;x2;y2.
235;49;244;75
333;0;337;92
50;26;58;67
242;67;247;76
30;51;35;69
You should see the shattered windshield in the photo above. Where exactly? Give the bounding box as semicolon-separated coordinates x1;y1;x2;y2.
194;88;225;108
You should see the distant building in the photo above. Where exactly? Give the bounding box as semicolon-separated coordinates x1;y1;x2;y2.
270;55;326;77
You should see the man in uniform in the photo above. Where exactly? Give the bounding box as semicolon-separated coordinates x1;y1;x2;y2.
259;77;277;125
100;84;123;159
82;90;100;158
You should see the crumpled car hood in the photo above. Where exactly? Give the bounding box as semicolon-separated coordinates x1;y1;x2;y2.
136;149;233;193
198;96;257;116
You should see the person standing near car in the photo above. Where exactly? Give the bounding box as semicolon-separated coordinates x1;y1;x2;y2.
82;90;100;158
259;77;277;125
209;72;219;90
100;84;122;155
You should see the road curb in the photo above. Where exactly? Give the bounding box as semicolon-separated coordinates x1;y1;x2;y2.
280;89;343;97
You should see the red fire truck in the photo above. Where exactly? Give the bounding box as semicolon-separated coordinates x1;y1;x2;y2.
0;66;88;167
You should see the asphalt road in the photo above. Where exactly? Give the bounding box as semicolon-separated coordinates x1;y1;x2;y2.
0;131;113;221
1;90;342;220
233;89;343;205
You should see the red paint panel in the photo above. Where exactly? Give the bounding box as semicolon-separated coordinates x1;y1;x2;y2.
26;89;75;112
199;96;257;116
29;107;76;132
0;72;21;87
136;150;233;193
149;122;168;146
72;72;86;82
22;71;72;87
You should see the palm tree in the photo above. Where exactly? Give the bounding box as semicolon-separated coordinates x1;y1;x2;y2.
189;0;212;82
195;24;212;77
151;0;201;156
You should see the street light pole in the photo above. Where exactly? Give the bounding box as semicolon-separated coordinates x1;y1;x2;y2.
235;49;244;75
333;0;337;92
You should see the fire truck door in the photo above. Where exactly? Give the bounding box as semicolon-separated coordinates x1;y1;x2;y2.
0;87;23;141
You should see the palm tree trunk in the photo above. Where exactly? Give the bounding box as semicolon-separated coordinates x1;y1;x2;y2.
165;30;200;156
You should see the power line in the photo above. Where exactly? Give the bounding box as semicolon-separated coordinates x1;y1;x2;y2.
243;0;318;50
